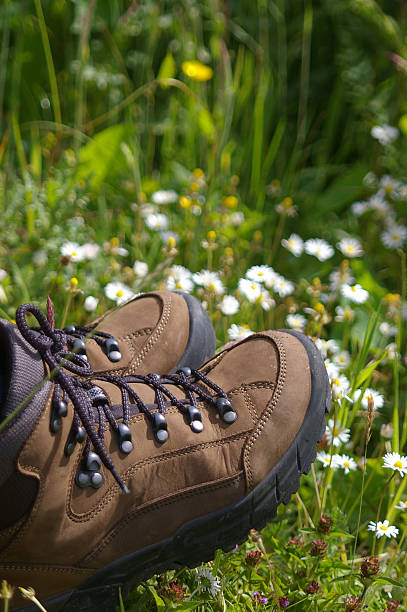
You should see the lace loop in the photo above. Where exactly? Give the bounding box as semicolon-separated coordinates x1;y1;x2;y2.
15;303;235;494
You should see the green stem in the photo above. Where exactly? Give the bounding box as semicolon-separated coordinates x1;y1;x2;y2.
33;0;62;131
268;213;286;266
74;0;96;147
371;472;396;556
297;0;313;146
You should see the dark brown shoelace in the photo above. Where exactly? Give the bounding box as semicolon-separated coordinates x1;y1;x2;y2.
16;303;236;494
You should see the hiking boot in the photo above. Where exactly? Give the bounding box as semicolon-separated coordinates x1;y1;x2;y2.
0;304;330;612
60;290;216;376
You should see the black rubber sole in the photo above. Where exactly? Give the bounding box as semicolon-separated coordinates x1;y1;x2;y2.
172;292;216;372
17;331;330;612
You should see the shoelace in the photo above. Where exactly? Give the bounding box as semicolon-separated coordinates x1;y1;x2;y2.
16;303;236;494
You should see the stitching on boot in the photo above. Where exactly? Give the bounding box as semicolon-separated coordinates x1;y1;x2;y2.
127;294;172;375
0;563;92;575
81;472;245;564
243;333;287;490
67;432;248;522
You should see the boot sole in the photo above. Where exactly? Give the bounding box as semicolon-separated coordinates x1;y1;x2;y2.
172;292;216;372
16;331;330;612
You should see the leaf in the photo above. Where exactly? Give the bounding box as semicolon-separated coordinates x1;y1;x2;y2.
399;114;407;135
330;572;360;583
198;108;216;140
374;576;406;588
351;260;388;299
118;588;125;612
146;585;166;610
157;52;176;85
355;353;386;388
76;124;129;189
327;530;355;539
310;163;369;214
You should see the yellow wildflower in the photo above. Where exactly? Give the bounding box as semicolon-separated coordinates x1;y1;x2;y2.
182;61;213;82
222;195;238;209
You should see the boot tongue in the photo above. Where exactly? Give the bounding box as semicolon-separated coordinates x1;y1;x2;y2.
0;318;47;420
0;318;51;488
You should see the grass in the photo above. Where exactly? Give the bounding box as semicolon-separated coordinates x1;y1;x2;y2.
0;0;407;610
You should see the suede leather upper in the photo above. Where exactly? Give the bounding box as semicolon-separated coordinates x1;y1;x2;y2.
0;329;311;607
84;291;190;376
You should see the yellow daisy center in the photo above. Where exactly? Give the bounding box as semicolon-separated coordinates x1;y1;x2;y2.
394;461;403;469
116;290;123;298
333;428;340;436
380;525;388;531
344;462;350;468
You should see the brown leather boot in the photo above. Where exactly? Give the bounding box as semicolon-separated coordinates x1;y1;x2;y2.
60;290;216;376
0;304;329;612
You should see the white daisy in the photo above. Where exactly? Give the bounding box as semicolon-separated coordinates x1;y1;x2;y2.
258;288;275;311
368;520;399;539
273;274;294;297
351;201;369;216
325;360;340;381
333;350;350;370
363;171;377;186
335;454;357;474
227;324;254;341
81;243;101;259
337;238;364;258
281;233;304;257
380;175;401;197
166;265;193;293
331;375;350;399
60;241;86;262
104;282;135;305
151;189;178;204
380;423;393;439
238;278;262;303
329;268;355;291
382;452;407;477
304;238;334;261
144;212;169;231
193;270;225;295
195;567;222;597
379;322;398;337
341;283;369;304
369;192;391;215
116;247;129;256
229;211;245;226
325;418;350;447
219;295;239;316
395;500;407;511
335;305;355;322
317;451;339;469
397;185;407;201
83;296;98;312
133;261;148;277
381;225;407;249
161;230;179;244
354;388;384;410
315;339;340;358
371;124;399;145
245;265;275;284
286;314;306;330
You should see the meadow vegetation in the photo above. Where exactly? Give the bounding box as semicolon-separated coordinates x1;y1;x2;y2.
1;0;407;609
